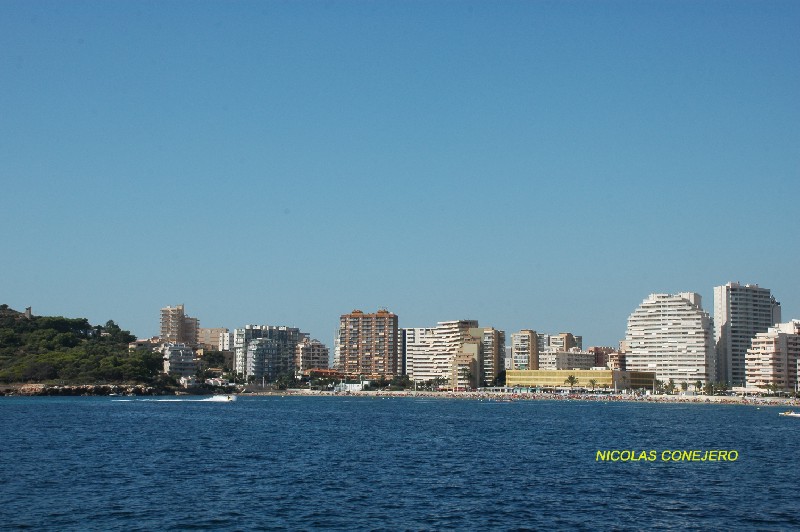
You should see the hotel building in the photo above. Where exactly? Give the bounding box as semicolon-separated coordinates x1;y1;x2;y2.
714;282;781;387
624;293;716;388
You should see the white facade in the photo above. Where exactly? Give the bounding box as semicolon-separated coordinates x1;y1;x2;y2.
714;282;781;386
538;350;596;371
162;343;197;377
624;293;716;387
405;320;478;383
745;320;800;392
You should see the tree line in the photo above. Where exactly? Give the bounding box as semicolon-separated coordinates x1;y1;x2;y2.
0;304;162;384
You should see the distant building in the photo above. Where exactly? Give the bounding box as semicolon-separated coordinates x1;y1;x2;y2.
588;347;617;368
234;324;307;381
334;309;399;377
198;327;229;352
469;327;505;386
538;350;596;371
511;330;539;370
451;344;480;390
745;320;800;392
296;338;330;371
714;282;781;386
246;338;279;383
160;305;199;347
624;293;716;388
162;343;197;377
506;369;655;391
404;320;478;383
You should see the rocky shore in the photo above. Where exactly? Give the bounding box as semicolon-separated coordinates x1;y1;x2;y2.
1;383;164;396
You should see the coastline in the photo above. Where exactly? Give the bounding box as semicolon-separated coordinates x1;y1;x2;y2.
257;388;800;406
3;383;798;407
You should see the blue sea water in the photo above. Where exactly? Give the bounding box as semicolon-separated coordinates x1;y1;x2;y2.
1;396;797;530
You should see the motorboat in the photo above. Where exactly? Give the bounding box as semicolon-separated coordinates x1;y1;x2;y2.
206;394;237;402
778;410;800;417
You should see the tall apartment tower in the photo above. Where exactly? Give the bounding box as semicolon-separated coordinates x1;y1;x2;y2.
745;320;800;392
511;330;539;370
624;293;716;388
714;282;781;387
469;327;506;386
334;309;399;377
160;304;199;347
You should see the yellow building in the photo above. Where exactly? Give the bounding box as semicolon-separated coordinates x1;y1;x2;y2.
506;369;655;391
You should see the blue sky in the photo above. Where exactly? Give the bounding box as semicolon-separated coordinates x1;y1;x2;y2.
2;0;798;347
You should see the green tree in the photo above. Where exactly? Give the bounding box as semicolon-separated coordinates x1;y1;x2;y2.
564;375;579;391
588;379;598;391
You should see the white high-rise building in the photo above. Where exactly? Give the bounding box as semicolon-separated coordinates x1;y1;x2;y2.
405;320;478;383
714;282;781;387
624;293;716;388
745;320;800;392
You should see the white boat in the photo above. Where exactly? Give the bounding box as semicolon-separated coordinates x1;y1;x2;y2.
778;410;800;417
205;394;237;402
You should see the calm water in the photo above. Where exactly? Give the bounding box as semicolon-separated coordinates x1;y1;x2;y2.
1;396;797;530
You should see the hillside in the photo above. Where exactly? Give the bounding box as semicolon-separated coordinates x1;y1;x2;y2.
0;304;162;384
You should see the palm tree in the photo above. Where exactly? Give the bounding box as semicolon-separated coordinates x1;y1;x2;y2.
588;379;598;392
694;380;703;393
564;375;579;391
665;379;676;395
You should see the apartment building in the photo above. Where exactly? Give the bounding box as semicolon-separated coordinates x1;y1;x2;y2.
160;304;199;347
334;309;399;377
234;324;307;380
745;320;800;392
296;338;330;371
714;282;781;386
511;330;538;370
624;292;716;388
404;320;479;383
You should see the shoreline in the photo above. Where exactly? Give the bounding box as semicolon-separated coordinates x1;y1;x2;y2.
261;388;800;406
3;383;798;407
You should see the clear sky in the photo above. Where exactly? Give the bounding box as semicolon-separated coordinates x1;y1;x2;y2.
2;0;798;348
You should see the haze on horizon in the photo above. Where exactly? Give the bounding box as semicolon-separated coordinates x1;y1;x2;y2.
2;1;798;348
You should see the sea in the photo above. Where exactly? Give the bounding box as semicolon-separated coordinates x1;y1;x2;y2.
1;395;797;531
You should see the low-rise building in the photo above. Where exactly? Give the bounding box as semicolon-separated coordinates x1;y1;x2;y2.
506;369;656;391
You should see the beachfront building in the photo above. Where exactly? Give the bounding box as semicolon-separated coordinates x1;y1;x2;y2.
162;343;197;377
451;343;480;390
745;320;800;392
246;338;279;383
234;324;307;380
470;327;506;386
538;350;597;371
624;293;716;389
296;338;330;371
506;369;655;391
714;282;781;387
160;304;199;347
334;309;399;377
405;320;479;384
511;330;538;370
